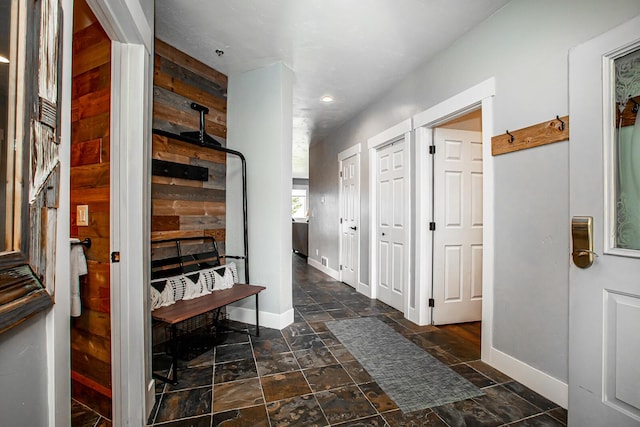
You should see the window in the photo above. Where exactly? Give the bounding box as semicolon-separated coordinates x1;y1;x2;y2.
292;188;308;219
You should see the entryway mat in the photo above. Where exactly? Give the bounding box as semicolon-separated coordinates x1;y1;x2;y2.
326;316;483;413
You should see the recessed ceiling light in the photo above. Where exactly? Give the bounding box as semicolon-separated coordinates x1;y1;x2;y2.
0;56;9;64
321;95;334;103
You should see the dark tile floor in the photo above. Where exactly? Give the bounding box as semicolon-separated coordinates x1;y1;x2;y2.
75;254;568;426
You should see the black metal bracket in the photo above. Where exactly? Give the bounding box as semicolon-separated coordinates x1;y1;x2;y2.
152;159;208;182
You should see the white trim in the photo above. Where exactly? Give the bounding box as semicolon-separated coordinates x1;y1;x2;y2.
226;306;295;330
411;77;495;363
413;126;432;326
110;41;151;427
338;142;361;161
367;118;412;150
490;346;568;409
307;257;340;280
87;0;152;51
413;78;496;128
337;143;361;288
368;126;412;316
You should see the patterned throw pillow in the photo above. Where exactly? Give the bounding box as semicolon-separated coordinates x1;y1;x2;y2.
197;263;238;292
150;277;178;310
182;272;211;300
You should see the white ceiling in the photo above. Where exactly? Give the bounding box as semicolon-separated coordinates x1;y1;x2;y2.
156;0;511;179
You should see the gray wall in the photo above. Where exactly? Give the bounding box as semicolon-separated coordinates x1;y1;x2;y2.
309;0;640;383
0;314;48;426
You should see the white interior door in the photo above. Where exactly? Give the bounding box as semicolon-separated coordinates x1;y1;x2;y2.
432;128;482;325
376;140;407;311
339;152;359;288
568;16;640;426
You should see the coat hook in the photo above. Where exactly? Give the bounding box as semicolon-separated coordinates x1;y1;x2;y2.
632;100;639;114
506;130;514;143
556;115;565;131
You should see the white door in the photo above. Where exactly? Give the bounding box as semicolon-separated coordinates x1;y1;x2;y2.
376;140;407;311
339;153;359;288
568;16;640;426
432;128;483;325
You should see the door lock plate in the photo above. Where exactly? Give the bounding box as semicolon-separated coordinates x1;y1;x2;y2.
571;216;595;268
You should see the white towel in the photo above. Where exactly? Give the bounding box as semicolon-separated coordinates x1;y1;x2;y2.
70;238;88;317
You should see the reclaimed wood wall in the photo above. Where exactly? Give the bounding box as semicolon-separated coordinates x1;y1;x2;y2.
152;39;228;248
69;5;112;418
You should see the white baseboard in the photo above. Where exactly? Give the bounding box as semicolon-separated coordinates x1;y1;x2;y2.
489;347;568;409
146;380;155;421
307;257;340;280
226;306;294;330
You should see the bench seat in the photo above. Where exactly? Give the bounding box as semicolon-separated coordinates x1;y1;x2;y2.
152;283;265;325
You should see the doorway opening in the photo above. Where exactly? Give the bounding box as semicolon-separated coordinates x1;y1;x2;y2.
430;109;483;327
412;77;495;363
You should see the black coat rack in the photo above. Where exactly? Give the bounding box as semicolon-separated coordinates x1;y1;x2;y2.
151;128;251;283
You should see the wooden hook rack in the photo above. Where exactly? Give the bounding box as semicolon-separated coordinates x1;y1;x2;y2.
492;115;569;156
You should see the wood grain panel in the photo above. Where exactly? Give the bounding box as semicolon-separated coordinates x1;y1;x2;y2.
154;68;226;113
152;215;180;232
154;101;226;138
73;62;110;99
71;7;112;413
154;85;226;125
71;377;112;419
152;200;226;216
70;138;102;166
70;162;110;188
492;115;569;156
153;133;226;164
152;184;225;203
72;112;110;143
72;86;110;122
151;228;226;242
155;38;227;88
151;175;204;189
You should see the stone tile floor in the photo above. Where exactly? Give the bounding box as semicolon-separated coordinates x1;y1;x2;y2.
74;254;568;426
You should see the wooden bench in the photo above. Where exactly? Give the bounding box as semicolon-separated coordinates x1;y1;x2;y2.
150;237;265;384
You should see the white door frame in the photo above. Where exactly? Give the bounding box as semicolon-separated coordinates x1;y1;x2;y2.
413;78;495;361
338;143;361;290
87;0;154;424
367;119;412;316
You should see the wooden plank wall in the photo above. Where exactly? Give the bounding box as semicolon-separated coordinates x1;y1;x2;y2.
70;8;112;418
152;39;228;248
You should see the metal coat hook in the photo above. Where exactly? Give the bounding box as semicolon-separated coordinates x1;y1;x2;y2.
506;130;514;143
556;115;565;131
632;100;639;114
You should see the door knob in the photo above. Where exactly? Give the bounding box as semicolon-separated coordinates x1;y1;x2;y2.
350;226;357;231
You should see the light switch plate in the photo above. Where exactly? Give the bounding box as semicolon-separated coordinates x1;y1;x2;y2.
77;205;89;226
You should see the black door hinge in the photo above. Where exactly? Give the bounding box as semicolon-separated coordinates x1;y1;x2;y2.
111;251;120;263
429;222;436;231
339;265;343;270
429;145;436;155
339;171;343;177
428;298;435;307
340;218;343;224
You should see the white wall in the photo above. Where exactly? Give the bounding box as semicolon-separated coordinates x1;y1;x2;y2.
227;62;295;329
309;0;640;388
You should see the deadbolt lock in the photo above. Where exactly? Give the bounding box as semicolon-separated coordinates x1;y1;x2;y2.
571;216;597;268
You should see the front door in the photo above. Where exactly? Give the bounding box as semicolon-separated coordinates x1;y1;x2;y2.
376;140;407;312
432;128;483;325
339;152;359;288
568;16;640;426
